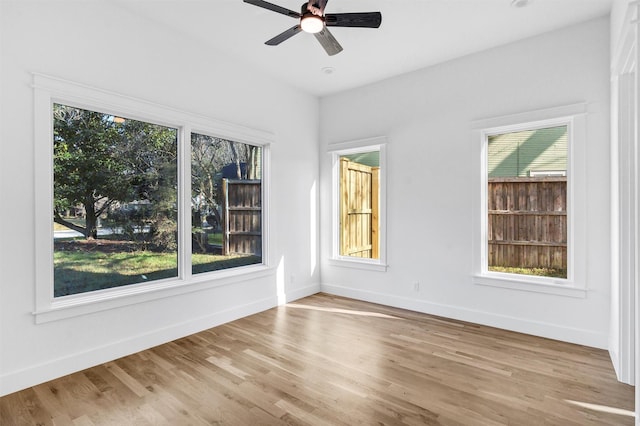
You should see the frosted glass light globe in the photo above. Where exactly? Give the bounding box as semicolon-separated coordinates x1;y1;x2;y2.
301;15;323;33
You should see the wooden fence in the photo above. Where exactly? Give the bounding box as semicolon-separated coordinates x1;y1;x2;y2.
222;179;262;256
340;158;379;258
488;177;566;269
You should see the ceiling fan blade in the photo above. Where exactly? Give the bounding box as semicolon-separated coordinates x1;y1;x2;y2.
314;27;343;56
243;0;301;18
325;12;382;28
265;25;303;45
307;0;328;15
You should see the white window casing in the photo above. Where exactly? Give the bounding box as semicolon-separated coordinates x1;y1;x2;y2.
33;74;273;323
471;103;588;298
328;136;388;272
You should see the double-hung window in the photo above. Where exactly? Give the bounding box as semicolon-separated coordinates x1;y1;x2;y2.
35;75;271;322
472;104;587;297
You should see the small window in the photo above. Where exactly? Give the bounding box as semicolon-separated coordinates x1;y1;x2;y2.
53;104;178;296
329;137;387;271
191;133;263;274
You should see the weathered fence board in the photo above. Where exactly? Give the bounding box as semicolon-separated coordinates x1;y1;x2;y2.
488;177;566;269
222;179;261;256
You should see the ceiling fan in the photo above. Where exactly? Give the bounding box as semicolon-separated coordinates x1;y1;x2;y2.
243;0;382;56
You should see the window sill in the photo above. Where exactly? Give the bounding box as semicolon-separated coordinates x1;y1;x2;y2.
34;265;274;324
473;273;587;298
328;257;388;272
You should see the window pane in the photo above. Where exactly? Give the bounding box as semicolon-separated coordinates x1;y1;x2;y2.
191;133;262;274
339;151;380;259
487;126;567;278
53;104;178;296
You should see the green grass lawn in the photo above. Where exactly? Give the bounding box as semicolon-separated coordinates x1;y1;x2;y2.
192;253;261;274
54;244;261;297
54;250;178;296
488;266;567;279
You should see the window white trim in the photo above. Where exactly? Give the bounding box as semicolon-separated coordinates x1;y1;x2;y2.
33;74;273;323
328;136;387;272
471;103;587;297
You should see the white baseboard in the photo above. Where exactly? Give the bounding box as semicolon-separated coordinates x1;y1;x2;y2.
321;283;608;349
282;283;321;304
609;347;624;382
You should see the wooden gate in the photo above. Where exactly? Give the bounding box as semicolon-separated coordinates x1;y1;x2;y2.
340;158;379;258
222;179;262;256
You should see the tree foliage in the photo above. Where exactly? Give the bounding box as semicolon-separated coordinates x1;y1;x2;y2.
53;104;177;243
53;104;259;253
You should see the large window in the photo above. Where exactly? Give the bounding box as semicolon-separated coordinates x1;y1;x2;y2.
329;137;387;271
472;104;587;297
34;75;271;322
53;104;179;296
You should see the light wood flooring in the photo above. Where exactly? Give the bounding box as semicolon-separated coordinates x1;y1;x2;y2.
0;293;635;425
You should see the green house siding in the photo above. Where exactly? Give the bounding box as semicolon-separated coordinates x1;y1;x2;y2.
343;151;379;167
488;126;567;178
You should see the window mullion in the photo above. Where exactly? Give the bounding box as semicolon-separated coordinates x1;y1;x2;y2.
180;125;193;282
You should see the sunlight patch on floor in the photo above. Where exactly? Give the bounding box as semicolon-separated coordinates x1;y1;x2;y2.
286;303;403;319
564;400;635;417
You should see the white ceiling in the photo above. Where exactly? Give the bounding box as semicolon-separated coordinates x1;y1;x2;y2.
118;0;612;97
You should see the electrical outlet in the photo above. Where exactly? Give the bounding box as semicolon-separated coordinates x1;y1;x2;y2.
413;281;420;292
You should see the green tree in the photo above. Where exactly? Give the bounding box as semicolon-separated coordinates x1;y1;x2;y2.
53;104;177;241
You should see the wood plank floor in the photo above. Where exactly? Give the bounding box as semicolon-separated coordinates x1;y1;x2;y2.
0;293;634;425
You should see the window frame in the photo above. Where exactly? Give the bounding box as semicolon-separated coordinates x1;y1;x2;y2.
34;74;272;323
328;136;387;272
471;104;587;298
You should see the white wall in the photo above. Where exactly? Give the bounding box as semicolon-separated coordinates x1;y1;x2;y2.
320;18;611;348
0;1;320;396
612;0;633;51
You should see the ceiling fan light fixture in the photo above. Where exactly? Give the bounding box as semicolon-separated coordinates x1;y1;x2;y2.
300;15;323;33
243;0;381;56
